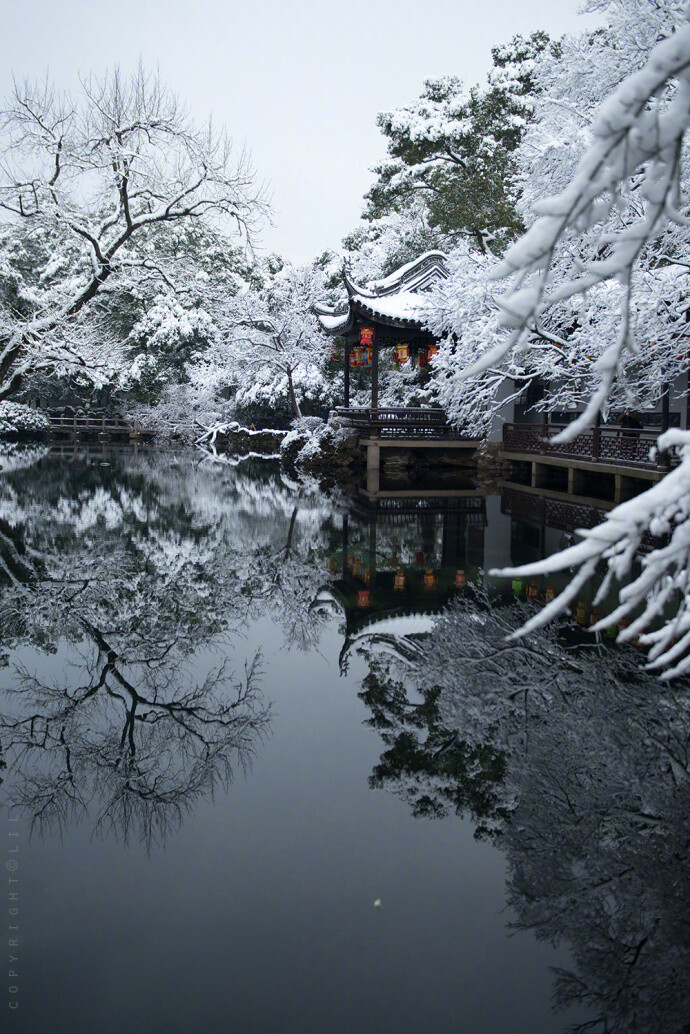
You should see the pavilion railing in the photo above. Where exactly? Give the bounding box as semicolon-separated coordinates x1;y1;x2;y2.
502;422;677;470
333;407;472;440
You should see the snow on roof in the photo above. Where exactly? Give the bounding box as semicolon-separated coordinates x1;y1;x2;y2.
351;289;431;325
367;251;449;295
315;251;448;335
352;612;438;639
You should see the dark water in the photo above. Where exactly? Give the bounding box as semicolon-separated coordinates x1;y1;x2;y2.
0;444;688;1034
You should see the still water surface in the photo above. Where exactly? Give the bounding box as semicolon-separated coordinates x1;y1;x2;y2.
1;446;687;1033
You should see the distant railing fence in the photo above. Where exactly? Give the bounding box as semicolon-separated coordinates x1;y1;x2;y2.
502;422;676;470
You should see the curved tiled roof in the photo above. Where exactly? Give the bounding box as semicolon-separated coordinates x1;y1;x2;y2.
316;251;449;335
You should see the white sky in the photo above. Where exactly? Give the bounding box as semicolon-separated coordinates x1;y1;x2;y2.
0;0;598;262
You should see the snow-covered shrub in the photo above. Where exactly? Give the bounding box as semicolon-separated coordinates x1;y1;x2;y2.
0;402;50;436
280;417;360;476
234;366;332;429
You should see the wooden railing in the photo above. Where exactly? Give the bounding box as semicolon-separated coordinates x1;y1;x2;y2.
46;411;145;438
333;407;471;440
502;422;676;470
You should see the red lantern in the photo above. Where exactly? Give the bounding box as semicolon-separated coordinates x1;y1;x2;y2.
357;590;371;608
544;585;555;603
423;568;436;590
575;601;588;625
328;556;338;573
454;570;466;589
363;346;373;366
428;345;438;359
527;580;539;601
393;570;406;591
419;349;429;370
395;343;409;364
359;326;374;347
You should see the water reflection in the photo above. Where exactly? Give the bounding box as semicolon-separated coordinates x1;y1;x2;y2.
351;587;690;1033
1;446;689;1031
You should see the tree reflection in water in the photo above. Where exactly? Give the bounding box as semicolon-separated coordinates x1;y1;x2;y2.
354;588;690;1033
0;447;337;848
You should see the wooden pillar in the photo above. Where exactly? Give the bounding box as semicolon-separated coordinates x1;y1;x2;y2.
344;341;350;408
367;441;380;495
659;382;670;469
661;382;670;434
371;341;379;411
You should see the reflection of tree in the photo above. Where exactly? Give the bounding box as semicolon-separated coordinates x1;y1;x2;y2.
357;590;690;1033
360;661;506;832
0;450;339;845
3;623;268;850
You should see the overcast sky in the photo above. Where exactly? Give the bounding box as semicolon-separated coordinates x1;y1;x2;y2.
1;0;599;262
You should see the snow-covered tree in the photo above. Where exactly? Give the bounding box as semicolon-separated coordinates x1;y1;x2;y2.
363;33;556;255
0;66;266;402
222;259;331;422
420;1;690;676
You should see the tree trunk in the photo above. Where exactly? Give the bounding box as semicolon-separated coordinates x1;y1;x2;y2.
286;367;302;419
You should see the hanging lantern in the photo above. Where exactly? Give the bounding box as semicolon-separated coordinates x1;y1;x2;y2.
575;601;589;625
423;568;436;589
511;577;523;595
395;343;409;364
527;580;539;601
359;326;374;347
357;589;371;608
544;585;555;603
428;344;438;360
328;556;338;574
590;606;601;626
363;346;373;366
415;549;425;567
418;349;429;370
454;570;466;589
393;570;406;591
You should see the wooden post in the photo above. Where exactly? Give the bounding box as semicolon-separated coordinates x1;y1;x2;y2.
344;340;350;408
592;412;601;460
659;382;670;469
371;340;379;412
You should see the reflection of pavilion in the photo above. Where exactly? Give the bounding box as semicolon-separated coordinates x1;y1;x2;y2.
315;491;488;668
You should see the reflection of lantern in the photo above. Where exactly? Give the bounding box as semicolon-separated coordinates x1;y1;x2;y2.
544;585;555;603
395;343;409;364
454;570;466;589
512;578;523;595
527;580;539;601
423;568;436;589
357;590;370;608
415;549;425;567
359;326;374;347
575;601;588;625
393;570;406;591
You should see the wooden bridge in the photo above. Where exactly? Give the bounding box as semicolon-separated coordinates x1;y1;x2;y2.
333;407;479;497
44;411;153;441
500;421;679;504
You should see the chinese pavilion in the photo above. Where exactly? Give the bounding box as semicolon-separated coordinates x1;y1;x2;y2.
314;250;449;408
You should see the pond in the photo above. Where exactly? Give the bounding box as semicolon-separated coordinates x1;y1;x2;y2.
1;444;688;1034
